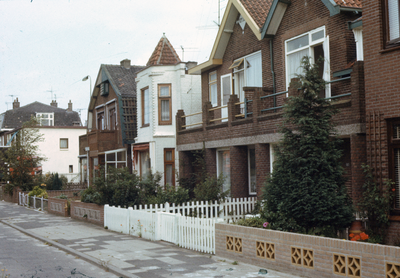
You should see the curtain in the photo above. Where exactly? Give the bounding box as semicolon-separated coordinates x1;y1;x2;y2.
287;48;308;84
246;52;262;87
161;99;170;121
218;150;231;194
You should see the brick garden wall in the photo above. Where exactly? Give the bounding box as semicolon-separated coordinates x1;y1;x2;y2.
216;223;400;278
70;201;104;226
48;197;69;217
0;186;22;203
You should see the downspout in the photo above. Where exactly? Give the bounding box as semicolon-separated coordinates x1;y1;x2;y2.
269;38;276;109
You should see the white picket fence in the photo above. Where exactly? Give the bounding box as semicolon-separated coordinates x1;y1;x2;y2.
131;197;257;222
103;197;256;254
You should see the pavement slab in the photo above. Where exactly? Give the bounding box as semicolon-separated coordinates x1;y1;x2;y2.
0;201;303;278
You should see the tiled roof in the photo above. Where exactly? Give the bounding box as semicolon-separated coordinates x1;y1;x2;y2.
103;64;145;97
239;0;273;28
147;34;181;66
1;102;81;129
332;0;362;9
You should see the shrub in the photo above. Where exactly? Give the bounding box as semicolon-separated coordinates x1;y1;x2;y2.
28;185;48;199
193;175;229;203
236;217;266;228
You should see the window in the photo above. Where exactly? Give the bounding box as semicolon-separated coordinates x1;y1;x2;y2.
141;87;149;126
100;82;109;96
97;111;105;130
164;148;175;186
209;72;218;107
217;149;231;194
221;74;232;121
388;120;400;209
36;113;54;126
248;147;256;195
230;51;262;111
158;84;172;125
69;165;73;173
383;0;400;48
105;150;127;175
285;26;330;97
109;108;116;130
60;138;68;149
139;150;151;179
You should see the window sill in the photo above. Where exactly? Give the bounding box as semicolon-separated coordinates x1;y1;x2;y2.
141;124;150;128
159;122;172;126
380;44;400;54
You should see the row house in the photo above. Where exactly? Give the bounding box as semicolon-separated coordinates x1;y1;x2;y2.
133;34;201;186
176;0;365;199
363;0;400;243
79;60;144;185
0;99;85;182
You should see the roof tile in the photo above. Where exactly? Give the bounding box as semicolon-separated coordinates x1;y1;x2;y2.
332;0;362;9
239;0;273;28
147;34;181;66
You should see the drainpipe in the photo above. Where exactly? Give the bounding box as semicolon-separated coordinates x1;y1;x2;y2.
270;38;276;109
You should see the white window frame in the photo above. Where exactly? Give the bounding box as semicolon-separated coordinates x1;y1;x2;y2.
248;147;256;195
209;71;218;107
60;138;68;150
220;73;232;122
217;148;231;195
104;148;127;175
36;113;54;126
285;26;330;98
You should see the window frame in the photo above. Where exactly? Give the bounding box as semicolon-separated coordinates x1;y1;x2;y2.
209;71;218;107
60;138;68;149
141;87;150;127
248;147;257;195
97;110;105;130
164;148;175;187
284;26;330;97
36;112;54;126
387;118;400;212
158;84;172;125
382;0;400;49
217;148;231;195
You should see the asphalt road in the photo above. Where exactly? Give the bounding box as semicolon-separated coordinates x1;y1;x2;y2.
0;219;119;278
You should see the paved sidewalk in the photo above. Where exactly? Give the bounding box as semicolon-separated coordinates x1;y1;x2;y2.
0;201;302;278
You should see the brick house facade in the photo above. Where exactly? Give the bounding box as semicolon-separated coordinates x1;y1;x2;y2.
363;0;400;243
177;0;365;200
79;59;144;185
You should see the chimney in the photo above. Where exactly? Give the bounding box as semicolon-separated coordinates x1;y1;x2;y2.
13;98;20;109
120;59;131;69
67;100;73;112
50;100;58;107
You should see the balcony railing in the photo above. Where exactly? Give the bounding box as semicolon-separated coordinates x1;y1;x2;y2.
177;73;357;132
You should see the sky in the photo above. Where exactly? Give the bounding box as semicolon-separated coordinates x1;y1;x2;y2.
0;0;227;124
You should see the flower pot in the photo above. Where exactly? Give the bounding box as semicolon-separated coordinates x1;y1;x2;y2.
349;220;364;234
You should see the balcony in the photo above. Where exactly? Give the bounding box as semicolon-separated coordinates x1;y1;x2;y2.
176;61;365;147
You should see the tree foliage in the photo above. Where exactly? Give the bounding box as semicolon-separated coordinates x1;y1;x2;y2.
0;117;45;193
262;57;354;235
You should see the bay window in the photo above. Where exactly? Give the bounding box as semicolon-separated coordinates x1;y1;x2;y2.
158;84;172;125
285;26;330;97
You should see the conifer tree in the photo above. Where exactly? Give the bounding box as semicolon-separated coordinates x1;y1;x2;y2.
262;57;354;235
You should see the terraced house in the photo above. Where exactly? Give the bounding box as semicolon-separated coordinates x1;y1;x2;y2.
79;59;144;183
176;0;365;199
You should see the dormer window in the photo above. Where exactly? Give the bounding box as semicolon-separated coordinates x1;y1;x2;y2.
36;113;54;126
100;82;109;96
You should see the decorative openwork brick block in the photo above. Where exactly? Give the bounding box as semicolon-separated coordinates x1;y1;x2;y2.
302;248;314;269
347;256;361;277
256;241;265;258
256;241;275;260
234;237;242;253
291;247;302;266
386;262;400;278
226;236;234;251
265;242;275;260
333;254;346;276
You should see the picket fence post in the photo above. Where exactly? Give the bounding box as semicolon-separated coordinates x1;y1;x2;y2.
127;207;133;234
104;204;109;228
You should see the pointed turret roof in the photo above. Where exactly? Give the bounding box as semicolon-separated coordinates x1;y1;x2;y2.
146;33;181;66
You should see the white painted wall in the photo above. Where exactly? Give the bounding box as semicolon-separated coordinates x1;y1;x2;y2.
134;63;201;182
35;127;86;182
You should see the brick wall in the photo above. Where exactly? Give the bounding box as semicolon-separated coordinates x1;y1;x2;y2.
216;223;400;278
0;186;22;203
230;146;249;198
48;197;69;217
70;201;104;226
